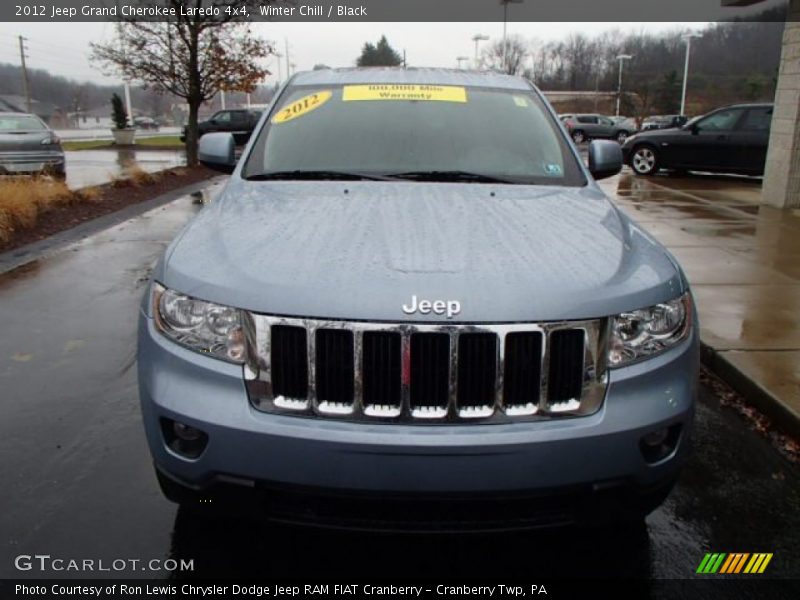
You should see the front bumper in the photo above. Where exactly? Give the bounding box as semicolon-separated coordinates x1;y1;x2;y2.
0;150;65;175
621;144;634;164
137;306;699;504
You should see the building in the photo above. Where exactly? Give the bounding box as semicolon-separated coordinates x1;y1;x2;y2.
0;95;57;123
724;0;800;208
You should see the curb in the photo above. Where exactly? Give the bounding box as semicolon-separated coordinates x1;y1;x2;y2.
700;341;800;440
0;175;226;277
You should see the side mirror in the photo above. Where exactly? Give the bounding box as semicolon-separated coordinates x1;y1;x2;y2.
198;132;236;174
587;140;623;181
688;123;700;134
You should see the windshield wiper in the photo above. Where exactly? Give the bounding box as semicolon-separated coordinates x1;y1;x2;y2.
244;170;397;181
387;170;518;184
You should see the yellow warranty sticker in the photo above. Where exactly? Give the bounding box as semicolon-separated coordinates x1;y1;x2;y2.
272;90;332;124
342;84;467;103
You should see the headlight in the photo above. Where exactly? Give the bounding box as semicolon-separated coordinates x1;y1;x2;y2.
608;292;692;367
152;283;245;363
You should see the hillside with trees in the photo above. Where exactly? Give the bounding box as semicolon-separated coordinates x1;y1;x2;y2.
512;7;787;115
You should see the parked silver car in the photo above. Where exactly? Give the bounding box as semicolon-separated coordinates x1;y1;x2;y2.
138;68;698;529
561;113;637;144
0;112;65;178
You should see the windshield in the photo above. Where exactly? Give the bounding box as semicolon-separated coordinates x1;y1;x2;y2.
244;84;584;185
0;115;47;131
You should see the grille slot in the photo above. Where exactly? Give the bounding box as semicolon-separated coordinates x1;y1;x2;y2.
315;329;355;411
248;316;606;422
547;329;586;408
410;333;450;415
457;333;498;415
503;331;543;413
362;331;402;411
270;325;308;403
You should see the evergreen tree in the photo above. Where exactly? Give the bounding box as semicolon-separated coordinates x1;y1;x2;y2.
356;36;403;67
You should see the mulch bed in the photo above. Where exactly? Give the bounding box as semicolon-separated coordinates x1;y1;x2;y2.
1;165;217;254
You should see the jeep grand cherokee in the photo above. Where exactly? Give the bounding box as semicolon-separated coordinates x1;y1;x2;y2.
137;68;698;530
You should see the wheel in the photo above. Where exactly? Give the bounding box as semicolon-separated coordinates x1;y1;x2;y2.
571;130;586;144
616;130;630;143
631;145;659;175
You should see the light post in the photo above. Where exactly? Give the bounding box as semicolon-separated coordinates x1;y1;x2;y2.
472;34;489;68
681;32;702;116
615;54;633;117
500;0;523;73
456;56;469;69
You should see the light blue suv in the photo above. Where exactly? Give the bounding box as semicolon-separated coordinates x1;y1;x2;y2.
137;68;698;530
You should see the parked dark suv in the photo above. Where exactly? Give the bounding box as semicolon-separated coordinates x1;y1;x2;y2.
180;109;262;145
561;114;636;144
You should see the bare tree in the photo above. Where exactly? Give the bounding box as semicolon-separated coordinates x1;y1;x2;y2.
481;36;529;76
90;1;271;166
564;33;594;90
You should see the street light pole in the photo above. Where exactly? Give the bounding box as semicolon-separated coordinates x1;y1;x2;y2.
500;0;523;73
615;54;633;117
472;34;489;68
681;33;702;116
456;56;469;69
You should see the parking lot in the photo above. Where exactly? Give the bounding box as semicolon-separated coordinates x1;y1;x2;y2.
0;169;797;587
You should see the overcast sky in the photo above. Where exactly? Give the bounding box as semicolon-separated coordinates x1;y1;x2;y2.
0;21;703;88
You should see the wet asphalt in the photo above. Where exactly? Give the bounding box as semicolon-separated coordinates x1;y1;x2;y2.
0;175;798;588
64;148;186;190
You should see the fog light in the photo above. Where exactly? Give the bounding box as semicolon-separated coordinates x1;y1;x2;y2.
642;428;669;447
639;424;681;464
173;421;202;441
161;418;208;459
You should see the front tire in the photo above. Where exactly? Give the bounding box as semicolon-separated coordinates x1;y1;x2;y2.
631;145;659;175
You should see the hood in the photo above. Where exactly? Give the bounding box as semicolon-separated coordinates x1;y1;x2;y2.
160;179;684;322
627;127;687;143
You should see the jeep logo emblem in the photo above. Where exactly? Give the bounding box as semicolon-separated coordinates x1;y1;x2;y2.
402;295;461;319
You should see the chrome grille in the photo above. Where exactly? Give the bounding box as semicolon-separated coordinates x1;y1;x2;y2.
244;315;608;423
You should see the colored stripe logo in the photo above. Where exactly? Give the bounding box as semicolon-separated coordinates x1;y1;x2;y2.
697;553;773;574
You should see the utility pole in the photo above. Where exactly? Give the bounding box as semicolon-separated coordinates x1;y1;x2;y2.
274;51;283;85
18;36;31;113
284;38;290;81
